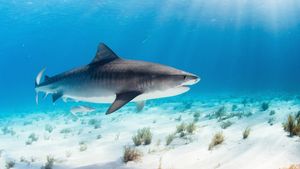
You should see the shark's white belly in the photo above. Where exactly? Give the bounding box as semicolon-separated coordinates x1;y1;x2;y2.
64;86;189;104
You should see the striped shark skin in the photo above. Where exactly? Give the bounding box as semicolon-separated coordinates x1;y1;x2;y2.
35;43;200;114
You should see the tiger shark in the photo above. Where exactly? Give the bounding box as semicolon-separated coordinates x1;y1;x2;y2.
35;43;200;115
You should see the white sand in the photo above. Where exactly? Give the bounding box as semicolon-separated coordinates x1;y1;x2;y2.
0;95;300;169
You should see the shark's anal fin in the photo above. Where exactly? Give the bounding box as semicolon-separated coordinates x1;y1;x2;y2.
106;91;142;115
52;92;63;103
136;101;146;112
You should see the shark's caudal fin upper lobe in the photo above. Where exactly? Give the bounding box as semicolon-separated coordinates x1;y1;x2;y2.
35;68;46;87
35;68;46;104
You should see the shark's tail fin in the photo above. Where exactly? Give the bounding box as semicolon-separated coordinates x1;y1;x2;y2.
35;68;46;104
35;68;46;87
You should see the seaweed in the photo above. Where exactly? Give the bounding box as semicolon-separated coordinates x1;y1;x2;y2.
5;160;15;169
132;128;152;146
220;121;233;129
268;117;275;126
60;128;72;134
123;146;142;163
243;127;251;139
179;131;186;138
175;122;196;138
45;124;53;133
41;156;55;169
186;122;196;134
269;110;276;116
1;126;16;136
88;119;101;129
176;123;186;134
26;133;39;145
165;134;175;146
283;114;300;137
20;156;31;165
28;134;39;141
261;102;269;111
208;132;224;150
193;111;200;122
97;134;102;140
296;111;300;119
215;106;226;120
79;141;88;151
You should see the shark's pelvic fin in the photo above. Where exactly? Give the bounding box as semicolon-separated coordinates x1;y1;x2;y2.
35;68;46;86
91;43;119;64
136;101;146;112
106;91;142;115
52;92;63;103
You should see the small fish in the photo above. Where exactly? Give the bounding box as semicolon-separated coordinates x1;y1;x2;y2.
70;105;95;116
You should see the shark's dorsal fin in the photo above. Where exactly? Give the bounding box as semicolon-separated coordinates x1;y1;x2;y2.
91;43;119;64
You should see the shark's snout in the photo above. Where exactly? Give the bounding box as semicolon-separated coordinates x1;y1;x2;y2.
182;73;200;86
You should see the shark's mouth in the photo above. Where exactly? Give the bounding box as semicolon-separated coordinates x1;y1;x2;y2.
182;78;200;86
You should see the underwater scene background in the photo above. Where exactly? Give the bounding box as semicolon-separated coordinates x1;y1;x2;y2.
1;0;300;169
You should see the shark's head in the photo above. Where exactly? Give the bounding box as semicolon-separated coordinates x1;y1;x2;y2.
147;63;200;91
165;71;200;89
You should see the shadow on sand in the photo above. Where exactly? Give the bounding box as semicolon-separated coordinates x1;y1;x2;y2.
72;159;126;169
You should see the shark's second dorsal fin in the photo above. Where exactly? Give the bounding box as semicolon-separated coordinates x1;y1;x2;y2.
91;43;119;64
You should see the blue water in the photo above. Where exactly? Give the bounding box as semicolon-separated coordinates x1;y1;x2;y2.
1;2;300;168
1;0;300;111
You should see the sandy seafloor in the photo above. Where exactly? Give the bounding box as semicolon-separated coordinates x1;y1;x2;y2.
1;93;300;169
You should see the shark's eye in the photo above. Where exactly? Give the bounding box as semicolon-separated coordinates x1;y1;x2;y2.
183;75;187;80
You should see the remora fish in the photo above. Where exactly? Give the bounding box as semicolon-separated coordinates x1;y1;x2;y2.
35;43;200;115
70;105;95;116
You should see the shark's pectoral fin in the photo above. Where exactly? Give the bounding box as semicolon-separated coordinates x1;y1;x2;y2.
52;92;63;103
106;91;142;115
136;101;146;112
